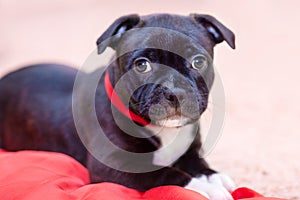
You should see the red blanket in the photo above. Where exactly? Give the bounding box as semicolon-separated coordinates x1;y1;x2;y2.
0;149;285;200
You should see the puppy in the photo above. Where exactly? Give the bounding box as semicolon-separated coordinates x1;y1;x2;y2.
0;13;235;199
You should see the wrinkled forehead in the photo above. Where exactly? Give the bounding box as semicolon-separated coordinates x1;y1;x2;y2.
117;27;213;57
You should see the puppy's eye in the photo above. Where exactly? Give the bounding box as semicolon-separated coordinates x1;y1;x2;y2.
133;58;152;73
191;55;208;71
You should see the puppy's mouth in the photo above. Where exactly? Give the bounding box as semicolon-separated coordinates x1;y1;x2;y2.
150;115;193;128
128;85;208;127
146;102;201;127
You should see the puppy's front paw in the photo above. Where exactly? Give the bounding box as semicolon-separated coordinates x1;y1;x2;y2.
206;173;236;192
184;173;236;200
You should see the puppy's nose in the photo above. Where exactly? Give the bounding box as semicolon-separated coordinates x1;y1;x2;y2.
163;88;186;107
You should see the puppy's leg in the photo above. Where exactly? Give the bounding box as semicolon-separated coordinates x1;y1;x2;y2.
88;154;209;197
91;165;233;200
88;155;191;190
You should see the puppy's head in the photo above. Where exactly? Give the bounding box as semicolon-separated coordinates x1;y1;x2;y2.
97;14;235;127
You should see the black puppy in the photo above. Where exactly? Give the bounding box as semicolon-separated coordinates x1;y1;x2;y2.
0;13;235;199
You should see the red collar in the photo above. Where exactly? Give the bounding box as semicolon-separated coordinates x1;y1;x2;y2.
104;71;150;126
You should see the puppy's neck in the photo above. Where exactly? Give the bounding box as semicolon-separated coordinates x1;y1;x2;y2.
146;123;198;166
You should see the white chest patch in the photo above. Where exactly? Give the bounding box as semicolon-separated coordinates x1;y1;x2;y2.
147;123;197;166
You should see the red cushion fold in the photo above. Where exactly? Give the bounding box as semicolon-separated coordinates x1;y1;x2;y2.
0;149;286;200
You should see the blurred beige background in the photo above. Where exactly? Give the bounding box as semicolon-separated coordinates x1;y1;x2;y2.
0;0;299;199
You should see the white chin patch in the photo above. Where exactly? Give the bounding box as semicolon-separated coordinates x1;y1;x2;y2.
154;116;190;127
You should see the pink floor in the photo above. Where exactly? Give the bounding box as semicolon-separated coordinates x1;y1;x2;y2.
0;0;299;199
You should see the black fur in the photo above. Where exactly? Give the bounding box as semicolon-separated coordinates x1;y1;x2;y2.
0;13;235;191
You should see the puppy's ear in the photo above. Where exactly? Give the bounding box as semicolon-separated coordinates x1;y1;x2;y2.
96;14;140;54
190;14;235;49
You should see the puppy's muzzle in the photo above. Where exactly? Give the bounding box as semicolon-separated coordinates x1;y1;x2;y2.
163;87;186;109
